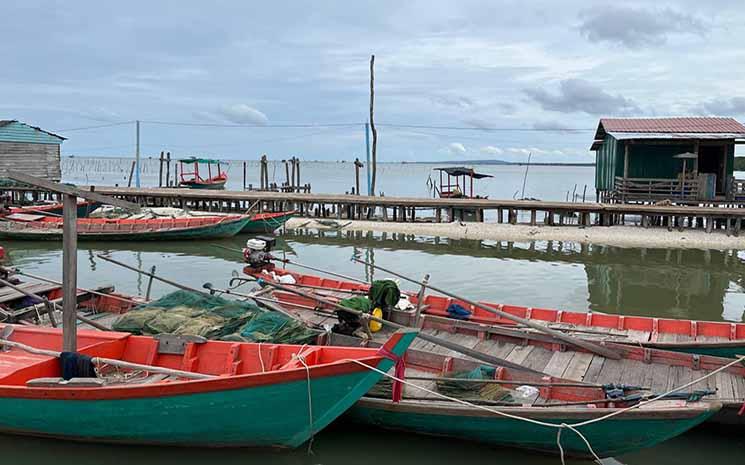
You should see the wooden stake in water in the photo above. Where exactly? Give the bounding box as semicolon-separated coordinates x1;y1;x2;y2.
62;194;78;351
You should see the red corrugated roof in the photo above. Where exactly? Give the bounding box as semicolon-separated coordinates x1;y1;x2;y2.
600;117;745;134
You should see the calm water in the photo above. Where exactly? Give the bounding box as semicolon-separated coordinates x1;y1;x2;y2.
2;160;744;463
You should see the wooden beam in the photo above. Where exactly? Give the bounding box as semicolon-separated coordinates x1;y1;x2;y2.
6;170;141;213
62;194;77;352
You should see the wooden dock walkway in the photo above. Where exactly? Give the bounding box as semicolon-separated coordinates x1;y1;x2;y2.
6;184;745;233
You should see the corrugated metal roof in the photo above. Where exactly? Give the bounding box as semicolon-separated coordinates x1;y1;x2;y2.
594;117;745;143
0;120;65;142
607;131;745;140
601;117;745;133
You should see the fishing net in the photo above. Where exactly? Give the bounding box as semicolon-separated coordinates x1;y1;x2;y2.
111;290;319;344
338;296;372;314
435;365;513;402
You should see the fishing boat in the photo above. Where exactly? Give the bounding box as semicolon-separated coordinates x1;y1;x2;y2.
0;324;416;447
8;200;100;218
241;211;296;233
178;157;227;190
246;267;745;425
347;347;719;459
247;267;745;358
0;214;251;241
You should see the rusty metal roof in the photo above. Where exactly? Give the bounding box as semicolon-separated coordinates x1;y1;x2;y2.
591;117;745;149
601;117;745;133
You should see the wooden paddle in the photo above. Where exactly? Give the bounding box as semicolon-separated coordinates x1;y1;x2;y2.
255;277;552;376
351;258;622;360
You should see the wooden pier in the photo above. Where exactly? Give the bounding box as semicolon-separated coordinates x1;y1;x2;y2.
6;184;745;234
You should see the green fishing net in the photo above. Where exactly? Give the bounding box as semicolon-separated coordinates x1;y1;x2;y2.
112;290;319;344
368;280;400;308
435;365;513;402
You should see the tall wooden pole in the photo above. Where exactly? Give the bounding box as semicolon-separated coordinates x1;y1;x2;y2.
135;120;141;188
369;55;377;196
62;194;78;352
165;152;171;187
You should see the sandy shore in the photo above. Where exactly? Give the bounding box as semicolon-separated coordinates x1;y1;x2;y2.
285;218;745;250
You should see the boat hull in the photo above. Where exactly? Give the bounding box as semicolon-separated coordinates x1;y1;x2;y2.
0;371;377;447
242;212;296;233
0;216;250;241
178;181;227;190
347;398;720;458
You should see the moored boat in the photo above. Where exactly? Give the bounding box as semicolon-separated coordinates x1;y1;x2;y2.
247;267;745;358
177;157;227;190
0;214;251;241
241;211;296;233
247;266;745;425
0;324;416;447
8;200;100;218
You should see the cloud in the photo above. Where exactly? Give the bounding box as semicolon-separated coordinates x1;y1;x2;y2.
431;94;475;109
76;107;123;123
532;120;580;132
445;142;467;155
480;145;503;155
216;104;268;125
694;97;745;116
578;6;703;48
525;79;638;115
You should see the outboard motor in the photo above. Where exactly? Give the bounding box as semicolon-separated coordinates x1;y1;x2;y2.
242;235;277;270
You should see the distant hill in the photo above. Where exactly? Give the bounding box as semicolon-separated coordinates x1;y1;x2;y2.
404;159;595;167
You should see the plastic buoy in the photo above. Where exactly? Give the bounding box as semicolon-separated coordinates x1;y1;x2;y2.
369;307;383;333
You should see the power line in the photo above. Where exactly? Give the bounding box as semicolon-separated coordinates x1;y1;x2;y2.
56;121;135;132
140;120;362;129
376;123;594;132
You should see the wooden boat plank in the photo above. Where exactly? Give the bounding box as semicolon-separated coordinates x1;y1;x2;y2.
403;368;439;399
561;352;594;381
542;351;575;378
581;355;605;384
520;347;555;373
473;339;517;360
597;358;626;384
649;363;672;393
0;283;60;304
504;345;535;365
715;372;735;401
666;366;685;394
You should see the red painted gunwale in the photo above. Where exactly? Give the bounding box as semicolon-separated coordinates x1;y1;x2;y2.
0;325;402;401
8;214;247;232
250;211;296;221
247;267;745;344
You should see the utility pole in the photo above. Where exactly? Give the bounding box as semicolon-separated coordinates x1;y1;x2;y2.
365;123;371;195
135;120;141;188
369;54;377;196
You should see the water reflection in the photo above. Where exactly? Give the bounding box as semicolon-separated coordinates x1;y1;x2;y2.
4;229;745;323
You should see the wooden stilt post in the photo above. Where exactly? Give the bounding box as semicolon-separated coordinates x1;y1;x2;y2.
165;152;171;187
62;193;78;352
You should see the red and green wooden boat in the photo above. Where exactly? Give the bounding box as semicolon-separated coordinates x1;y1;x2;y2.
346;348;720;459
8;200;100;218
247;266;745;425
0;324;416;447
242;211;296;233
178;157;227;190
0;215;251;241
246;267;745;359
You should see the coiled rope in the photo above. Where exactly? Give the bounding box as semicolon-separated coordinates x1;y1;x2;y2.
350;354;745;465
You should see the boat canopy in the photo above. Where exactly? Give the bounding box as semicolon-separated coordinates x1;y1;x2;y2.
433;167;493;179
179;157;224;164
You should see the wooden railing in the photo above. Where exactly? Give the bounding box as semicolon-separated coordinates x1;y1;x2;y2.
613;177;699;201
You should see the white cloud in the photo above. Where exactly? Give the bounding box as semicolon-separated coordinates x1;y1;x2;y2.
525;79;639;115
445;142;467;155
480;145;503;155
216;104;269;125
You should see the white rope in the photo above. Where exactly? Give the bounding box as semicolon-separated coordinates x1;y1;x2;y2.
349;355;745;463
293;350;314;455
257;342;265;373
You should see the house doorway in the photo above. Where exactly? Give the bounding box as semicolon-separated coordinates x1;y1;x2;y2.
698;145;726;194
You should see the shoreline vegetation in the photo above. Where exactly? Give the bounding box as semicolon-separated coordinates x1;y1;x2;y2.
285;218;745;250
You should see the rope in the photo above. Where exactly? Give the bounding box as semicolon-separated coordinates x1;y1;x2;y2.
348;355;745;463
257;342;265;373
293;349;314;455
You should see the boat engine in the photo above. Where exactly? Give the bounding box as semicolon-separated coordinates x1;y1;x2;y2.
242;236;276;269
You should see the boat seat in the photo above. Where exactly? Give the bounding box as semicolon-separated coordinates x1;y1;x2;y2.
26;377;105;387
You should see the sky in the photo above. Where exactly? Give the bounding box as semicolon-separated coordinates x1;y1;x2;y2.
2;0;745;162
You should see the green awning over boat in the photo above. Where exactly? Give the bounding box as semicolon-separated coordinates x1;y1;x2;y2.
178;157;224;164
